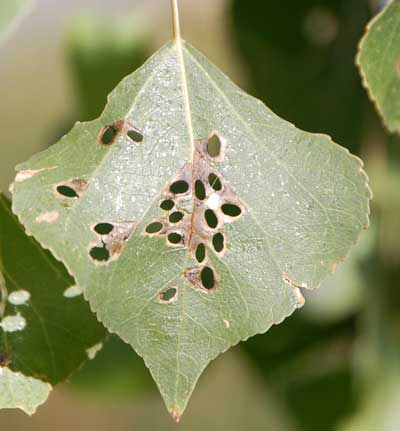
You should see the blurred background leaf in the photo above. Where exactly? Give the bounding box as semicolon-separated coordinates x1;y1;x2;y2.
0;0;33;44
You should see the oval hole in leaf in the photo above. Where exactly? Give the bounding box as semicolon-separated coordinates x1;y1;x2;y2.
207;135;222;158
127;130;144;143
170;180;189;194
94;223;114;235
221;204;242;218
195;180;206;201
101;126;118;145
195;243;206;263
208;173;222;191
146;222;164;234
169;212;184;223
57;185;79;198
212;233;225;253
89;245;110;262
160;199;175;211
168;232;183;244
201;267;216;290
160;287;177;302
205;209;219;229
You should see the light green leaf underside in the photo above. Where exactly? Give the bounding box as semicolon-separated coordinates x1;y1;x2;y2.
12;40;371;418
0;367;50;415
0;0;32;43
357;0;400;133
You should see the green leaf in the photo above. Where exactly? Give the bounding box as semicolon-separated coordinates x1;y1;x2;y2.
0;0;32;43
0;194;106;414
11;40;371;419
357;0;400;134
0;367;50;415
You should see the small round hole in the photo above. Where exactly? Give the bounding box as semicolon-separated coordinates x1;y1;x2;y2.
201;267;216;290
57;185;79;198
170;180;189;194
146;222;163;234
94;223;114;235
208;173;222;191
89;245;110;262
168;232;183;244
207;135;222;158
160;287;177;302
221;204;242;218
101;126;118;145
196;243;206;263
127;130;144;143
205;209;218;229
169;212;184;223
212;233;224;253
195;180;206;201
160;200;175;211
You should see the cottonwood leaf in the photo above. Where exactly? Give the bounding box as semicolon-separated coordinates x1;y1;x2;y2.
0;0;32;44
0;194;106;414
357;0;400;134
11;40;371;419
0;367;50;415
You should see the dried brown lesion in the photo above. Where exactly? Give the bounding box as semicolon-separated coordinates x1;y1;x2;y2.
143;131;244;292
89;221;136;264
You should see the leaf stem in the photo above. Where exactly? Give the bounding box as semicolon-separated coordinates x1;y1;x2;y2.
171;0;182;40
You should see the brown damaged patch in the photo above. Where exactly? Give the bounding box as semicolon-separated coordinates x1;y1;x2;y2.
54;178;87;199
183;265;219;292
159;286;179;304
283;273;306;309
89;221;136;264
143;132;244;261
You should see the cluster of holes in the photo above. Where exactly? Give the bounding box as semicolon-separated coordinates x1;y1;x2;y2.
99;120;144;146
143;132;242;293
89;221;134;264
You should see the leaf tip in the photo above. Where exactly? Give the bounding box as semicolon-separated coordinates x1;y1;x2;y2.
169;408;182;423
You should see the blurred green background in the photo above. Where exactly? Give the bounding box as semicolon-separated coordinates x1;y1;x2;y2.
1;0;400;429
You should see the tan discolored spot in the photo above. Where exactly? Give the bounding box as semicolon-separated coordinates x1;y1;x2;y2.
36;211;59;223
15;167;57;183
293;287;306;309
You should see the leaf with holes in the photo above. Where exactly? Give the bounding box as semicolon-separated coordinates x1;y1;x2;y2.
11;40;371;420
357;0;400;134
0;0;32;43
0;194;106;414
